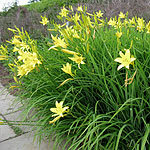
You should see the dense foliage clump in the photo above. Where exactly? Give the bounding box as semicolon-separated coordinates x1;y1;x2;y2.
1;5;150;150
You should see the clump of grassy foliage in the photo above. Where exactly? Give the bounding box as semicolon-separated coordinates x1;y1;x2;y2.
1;5;150;150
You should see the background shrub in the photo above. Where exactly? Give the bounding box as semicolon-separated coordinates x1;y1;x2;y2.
1;0;150;43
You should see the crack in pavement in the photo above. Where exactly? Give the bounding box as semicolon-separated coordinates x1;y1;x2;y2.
0;113;32;143
0;130;30;143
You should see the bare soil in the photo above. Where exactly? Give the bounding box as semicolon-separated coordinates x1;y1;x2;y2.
0;63;13;86
0;63;17;95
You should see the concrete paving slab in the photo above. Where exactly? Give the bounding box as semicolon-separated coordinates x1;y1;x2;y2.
0;124;16;141
0;98;14;114
0;83;23;115
4;110;23;121
4;111;32;133
0;83;10;96
0;88;16;115
0;132;57;150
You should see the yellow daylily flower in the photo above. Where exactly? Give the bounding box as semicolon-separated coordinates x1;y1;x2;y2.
0;45;8;59
116;31;122;38
114;49;136;70
124;19;129;26
96;10;103;18
54;23;66;29
136;17;145;32
11;37;22;46
0;45;8;54
40;16;49;25
17;65;27;77
51;34;67;48
146;21;150;33
108;18;116;27
129;17;136;26
74;13;80;22
61;63;73;76
59;6;69;17
17;51;41;77
86;16;94;28
13;47;20;52
20;42;30;50
73;30;80;39
69;5;73;12
119;12;126;18
69;55;85;69
77;6;83;12
49;101;69;124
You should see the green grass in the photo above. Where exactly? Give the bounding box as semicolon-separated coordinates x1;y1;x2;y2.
25;0;80;12
24;0;107;13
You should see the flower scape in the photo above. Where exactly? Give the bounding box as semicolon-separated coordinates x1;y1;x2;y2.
1;5;150;150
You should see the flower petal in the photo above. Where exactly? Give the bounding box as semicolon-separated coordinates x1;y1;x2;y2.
114;58;123;63
63;106;69;112
119;51;124;58
125;65;130;69
81;61;85;64
59;101;64;107
130;57;136;62
117;64;124;70
50;108;58;113
55;101;59;108
52;114;59;117
125;49;130;59
49;115;61;124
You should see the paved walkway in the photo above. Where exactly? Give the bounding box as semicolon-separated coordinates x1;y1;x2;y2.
0;83;59;150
